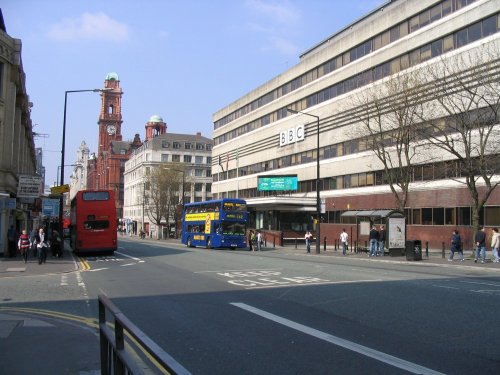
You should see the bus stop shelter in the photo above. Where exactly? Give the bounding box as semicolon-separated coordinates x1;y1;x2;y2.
341;209;406;256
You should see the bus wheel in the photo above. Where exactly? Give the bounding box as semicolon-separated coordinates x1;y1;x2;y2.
187;237;192;247
206;237;212;249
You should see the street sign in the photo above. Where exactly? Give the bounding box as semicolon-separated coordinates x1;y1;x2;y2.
50;184;70;195
17;175;43;198
42;198;60;218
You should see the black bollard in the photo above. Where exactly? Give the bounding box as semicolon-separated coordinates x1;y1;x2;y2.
324;236;326;251
295;238;297;249
442;242;445;259
426;241;429;258
273;237;275;248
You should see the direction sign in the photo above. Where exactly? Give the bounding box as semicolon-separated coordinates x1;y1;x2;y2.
50;184;70;195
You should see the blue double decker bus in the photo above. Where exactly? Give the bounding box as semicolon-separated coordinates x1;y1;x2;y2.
181;199;248;249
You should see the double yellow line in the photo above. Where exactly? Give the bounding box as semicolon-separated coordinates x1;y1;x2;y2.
78;257;91;271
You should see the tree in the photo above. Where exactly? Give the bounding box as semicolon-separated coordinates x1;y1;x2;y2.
351;71;427;213
418;45;500;233
144;164;184;239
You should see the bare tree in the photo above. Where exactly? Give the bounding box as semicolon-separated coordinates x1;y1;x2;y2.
418;45;500;233
351;71;427;213
144;165;184;239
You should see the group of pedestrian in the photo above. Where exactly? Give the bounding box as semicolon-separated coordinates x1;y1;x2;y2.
447;227;499;263
368;225;386;257
248;230;263;251
6;226;62;265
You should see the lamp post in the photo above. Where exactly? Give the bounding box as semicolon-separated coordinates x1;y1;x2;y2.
59;88;107;241
57;164;77;186
287;108;321;254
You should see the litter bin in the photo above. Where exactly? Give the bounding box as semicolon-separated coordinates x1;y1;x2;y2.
405;240;422;261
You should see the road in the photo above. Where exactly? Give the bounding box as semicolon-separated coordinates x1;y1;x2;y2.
2;237;500;374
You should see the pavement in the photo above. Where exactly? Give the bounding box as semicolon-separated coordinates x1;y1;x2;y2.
1;237;499;374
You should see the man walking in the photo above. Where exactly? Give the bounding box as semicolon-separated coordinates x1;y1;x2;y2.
474;226;487;264
340;229;348;256
369;225;379;257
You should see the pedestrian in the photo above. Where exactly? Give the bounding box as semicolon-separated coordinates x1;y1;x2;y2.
305;230;313;253
491;228;499;263
340;229;348;255
474;226;487;264
7;225;17;258
29;228;37;258
369;225;379;257
34;227;49;265
248;230;254;251
448;229;464;261
51;230;62;257
378;225;386;257
18;230;30;263
256;230;262;251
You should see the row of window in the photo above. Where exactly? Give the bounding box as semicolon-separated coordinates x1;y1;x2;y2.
214;0;477;131
161;140;212;151
222;154;499;200
215;12;499;146
160;154;212;166
332;206;500;226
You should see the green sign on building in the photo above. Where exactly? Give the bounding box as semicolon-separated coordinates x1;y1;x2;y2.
257;175;298;191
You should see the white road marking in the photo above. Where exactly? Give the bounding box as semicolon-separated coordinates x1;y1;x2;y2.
195;268;281;274
120;263;135;267
432;285;459;290
115;251;141;261
231;302;445;375
460;280;500;287
88;268;109;272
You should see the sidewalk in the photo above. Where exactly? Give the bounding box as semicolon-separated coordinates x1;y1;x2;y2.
0;244;78;278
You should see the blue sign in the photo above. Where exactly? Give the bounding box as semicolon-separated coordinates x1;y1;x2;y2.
42;199;60;218
258;175;298;191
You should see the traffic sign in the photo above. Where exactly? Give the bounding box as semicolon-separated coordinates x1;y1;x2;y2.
50;184;70;195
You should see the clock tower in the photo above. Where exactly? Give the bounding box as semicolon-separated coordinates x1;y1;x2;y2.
98;72;123;152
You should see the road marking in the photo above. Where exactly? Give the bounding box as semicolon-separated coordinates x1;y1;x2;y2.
195;268;281;274
460;280;500;287
116;251;141;261
88;268;109;272
6;267;26;272
231;302;445;375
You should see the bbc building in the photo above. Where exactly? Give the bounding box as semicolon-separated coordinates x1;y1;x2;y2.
212;0;500;250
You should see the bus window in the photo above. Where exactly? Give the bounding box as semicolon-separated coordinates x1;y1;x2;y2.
84;220;110;230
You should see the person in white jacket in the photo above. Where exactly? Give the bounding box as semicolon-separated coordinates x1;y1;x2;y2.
491;228;499;263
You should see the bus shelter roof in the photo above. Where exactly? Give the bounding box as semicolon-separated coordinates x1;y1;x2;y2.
341;210;404;218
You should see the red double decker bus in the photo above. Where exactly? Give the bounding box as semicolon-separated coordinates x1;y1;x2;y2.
70;190;117;255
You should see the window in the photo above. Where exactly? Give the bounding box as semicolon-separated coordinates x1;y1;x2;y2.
419;10;430;28
195;156;203;164
482;15;498;37
467;22;482;43
172;154;180;163
457;207;471;225
195;169;203;177
422;208;433;224
206;144;212;151
409;15;419;33
445;208;456;225
194;183;203;192
161;154;169;162
183;155;192;163
161;141;169;148
431;40;443;57
430;4;442;22
485;206;500;226
412;209;421;224
433;208;444;225
185;142;192;150
196;143;204;150
443;34;454;51
173;142;181;149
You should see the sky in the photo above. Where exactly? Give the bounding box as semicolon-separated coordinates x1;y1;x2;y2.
2;0;385;186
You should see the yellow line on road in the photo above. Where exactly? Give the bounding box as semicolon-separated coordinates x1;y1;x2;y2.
78;257;90;271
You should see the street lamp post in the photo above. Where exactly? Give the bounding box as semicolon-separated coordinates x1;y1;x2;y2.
287;108;321;254
59;89;107;241
57;164;77;186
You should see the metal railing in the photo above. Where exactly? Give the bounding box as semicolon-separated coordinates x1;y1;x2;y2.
98;294;192;375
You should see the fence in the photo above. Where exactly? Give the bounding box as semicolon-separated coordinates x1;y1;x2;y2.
98;294;191;375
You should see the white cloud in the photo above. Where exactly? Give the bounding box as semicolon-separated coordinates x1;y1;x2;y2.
46;12;130;42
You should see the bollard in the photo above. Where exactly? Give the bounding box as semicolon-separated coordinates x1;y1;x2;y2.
365;241;368;254
324;236;326;251
295;238;297;249
442;242;445;259
335;239;337;252
273;237;275;248
426;241;429;258
354;241;357;253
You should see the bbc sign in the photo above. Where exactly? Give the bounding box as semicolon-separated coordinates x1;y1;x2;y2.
279;124;305;147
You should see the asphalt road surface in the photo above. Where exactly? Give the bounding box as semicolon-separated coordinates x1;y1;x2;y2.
2;237;499;374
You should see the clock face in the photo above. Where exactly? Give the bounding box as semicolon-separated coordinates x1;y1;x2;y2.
107;124;116;135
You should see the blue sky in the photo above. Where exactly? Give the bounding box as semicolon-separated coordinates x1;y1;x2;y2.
2;0;384;186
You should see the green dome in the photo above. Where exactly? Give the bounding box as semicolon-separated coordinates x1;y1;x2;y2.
149;115;163;123
105;72;119;81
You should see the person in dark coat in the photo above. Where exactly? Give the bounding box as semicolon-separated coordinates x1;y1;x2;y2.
474;227;487;264
369;226;379;257
448;230;464;261
378;226;386;257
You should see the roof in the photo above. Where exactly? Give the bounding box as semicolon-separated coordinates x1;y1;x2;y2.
341;210;404;218
105;72;119;81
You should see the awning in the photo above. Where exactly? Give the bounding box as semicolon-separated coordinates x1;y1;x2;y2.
341;209;404;218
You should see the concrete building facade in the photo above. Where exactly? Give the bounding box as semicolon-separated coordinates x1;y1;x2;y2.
212;0;500;249
123;123;213;237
